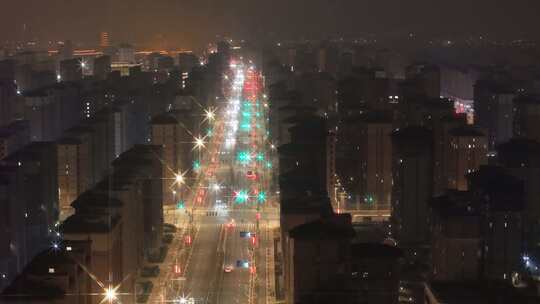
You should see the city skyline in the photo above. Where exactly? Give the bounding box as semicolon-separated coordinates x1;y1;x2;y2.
1;0;540;49
2;2;540;303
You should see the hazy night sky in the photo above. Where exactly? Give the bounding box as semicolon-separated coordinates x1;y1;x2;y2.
0;0;539;48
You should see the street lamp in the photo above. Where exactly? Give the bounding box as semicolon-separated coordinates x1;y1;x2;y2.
102;285;118;303
175;172;185;185
204;108;216;122
193;136;206;150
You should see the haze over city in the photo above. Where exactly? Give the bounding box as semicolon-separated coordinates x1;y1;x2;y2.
1;1;540;304
1;0;540;48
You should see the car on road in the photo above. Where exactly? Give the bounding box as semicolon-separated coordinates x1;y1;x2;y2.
224;265;233;273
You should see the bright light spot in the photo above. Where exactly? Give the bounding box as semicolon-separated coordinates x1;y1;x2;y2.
204;108;216;121
175;172;185;184
193;160;201;171
103;286;118;302
237;151;251;165
235;190;249;204
257;192;267;203
193;136;206;150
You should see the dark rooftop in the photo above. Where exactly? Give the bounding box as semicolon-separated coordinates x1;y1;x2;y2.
496;137;540;166
280;193;332;215
428;281;537;304
151;113;179;125
474;79;515;94
289;217;355;240
391;125;433;146
2;142;54;163
70;190;123;212
449;125;485;137
61;213;120;234
57;137;82;145
514;94;540;105
430;190;482;218
350;243;403;259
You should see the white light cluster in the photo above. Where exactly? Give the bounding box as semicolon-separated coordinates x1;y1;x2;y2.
223;63;245;150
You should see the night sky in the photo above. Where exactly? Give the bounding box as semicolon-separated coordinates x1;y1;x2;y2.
1;0;539;48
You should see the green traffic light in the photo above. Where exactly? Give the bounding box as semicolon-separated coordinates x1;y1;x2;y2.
177;201;185;209
193;160;201;171
257;192;266;203
235;190;249;204
240;123;251;131
237;150;251;165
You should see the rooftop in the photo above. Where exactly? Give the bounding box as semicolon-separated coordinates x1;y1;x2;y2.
289;216;355;240
427;281;536;304
449;125;485;137
61;213;120;234
430;190;482;218
350;243;403;259
151;113;179;125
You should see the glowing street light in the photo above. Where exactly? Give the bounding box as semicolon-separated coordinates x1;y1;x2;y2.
79;59;87;69
102;285;118;303
204;108;216;122
211;183;221;191
193;135;206;150
175;172;185;185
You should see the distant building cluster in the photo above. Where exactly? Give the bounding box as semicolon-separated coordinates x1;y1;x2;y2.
266;39;540;303
0;37;233;302
2;33;540;303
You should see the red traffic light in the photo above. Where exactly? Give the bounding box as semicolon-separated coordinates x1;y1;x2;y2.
246;170;257;180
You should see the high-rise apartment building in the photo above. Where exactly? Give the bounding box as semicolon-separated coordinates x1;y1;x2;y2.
474;80;515;149
0;142;58;290
100;32;110;48
0;80;16;127
513;95;540;143
447;125;488;191
432;114;467;195
59;58;82;82
357;112;393;210
56;137;90;221
151;113;185;205
391;126;433;244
